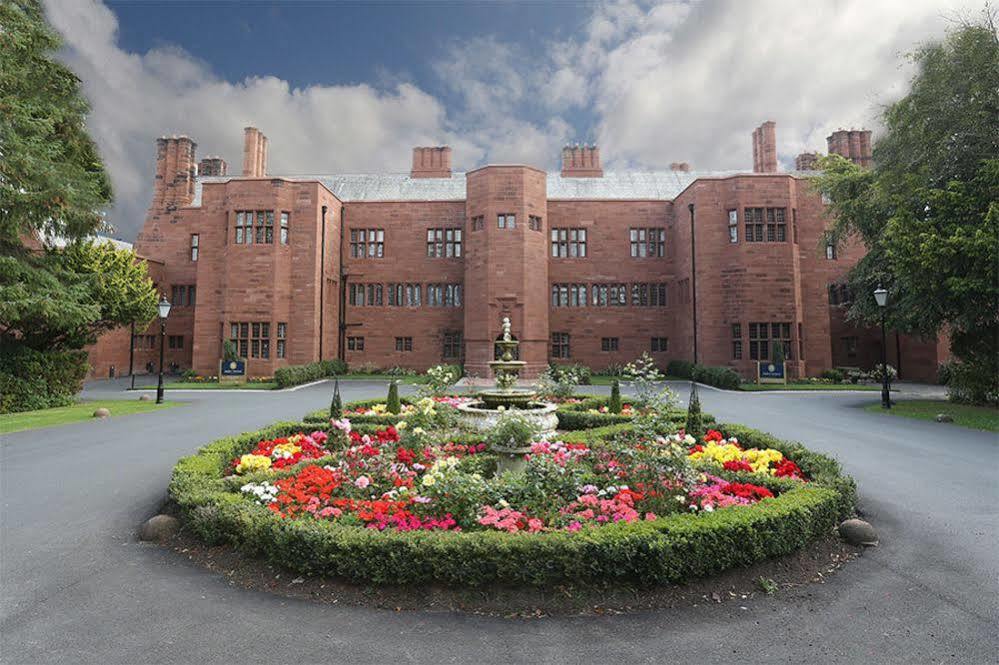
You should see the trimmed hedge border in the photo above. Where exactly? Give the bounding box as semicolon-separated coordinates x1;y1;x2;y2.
169;399;857;588
274;359;347;389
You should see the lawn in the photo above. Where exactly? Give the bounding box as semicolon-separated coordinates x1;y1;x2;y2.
162;381;278;390
1;399;183;435
336;373;429;384
589;375;684;385
739;382;882;392
863;399;999;432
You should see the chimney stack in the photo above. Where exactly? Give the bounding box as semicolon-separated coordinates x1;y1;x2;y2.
242;127;268;177
670;161;691;172
410;146;452;178
198;156;227;177
751;121;778;173
826;129;872;168
794;152;821;171
151;135;197;209
561;144;603;177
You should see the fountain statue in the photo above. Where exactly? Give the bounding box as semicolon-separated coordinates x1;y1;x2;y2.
455;316;558;439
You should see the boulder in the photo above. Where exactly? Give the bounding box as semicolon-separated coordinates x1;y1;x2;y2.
838;519;878;546
140;514;180;542
935;413;954;423
138;394;152;402
93;407;111;418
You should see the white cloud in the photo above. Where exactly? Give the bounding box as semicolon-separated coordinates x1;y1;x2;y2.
44;0;977;240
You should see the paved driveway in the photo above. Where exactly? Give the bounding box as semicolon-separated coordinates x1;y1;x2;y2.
1;380;995;664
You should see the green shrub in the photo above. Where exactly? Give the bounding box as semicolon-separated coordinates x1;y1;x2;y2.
691;364;742;390
667;359;696;379
0;346;89;413
273;359;347;389
937;361;953;386
549;363;592;385
820;368;845;382
329;379;343;419
947;360;999;406
609;379;622;414
685;388;704;438
386;382;401;414
485;412;540;450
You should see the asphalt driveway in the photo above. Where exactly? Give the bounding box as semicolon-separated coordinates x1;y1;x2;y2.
1;379;995;664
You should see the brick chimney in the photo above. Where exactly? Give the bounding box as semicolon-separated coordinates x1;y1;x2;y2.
826;129;872;168
561;144;603;177
198;156;227;177
151;135;197;209
410;146;452;178
670;161;691;172
795;152;821;171
242;127;268;177
752;121;778;173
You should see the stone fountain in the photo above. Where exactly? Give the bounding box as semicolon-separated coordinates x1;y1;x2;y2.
456;317;558;442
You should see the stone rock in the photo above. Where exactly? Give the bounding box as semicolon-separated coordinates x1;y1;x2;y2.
838;519;878;546
935;413;954;423
140;514;180;542
138;394;152;402
93;407;111;418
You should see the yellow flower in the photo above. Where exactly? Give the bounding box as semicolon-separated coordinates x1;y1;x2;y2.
396;421;408;430
422;475;437;487
235;454;271;474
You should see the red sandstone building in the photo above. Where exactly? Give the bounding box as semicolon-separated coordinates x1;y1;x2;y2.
90;121;947;382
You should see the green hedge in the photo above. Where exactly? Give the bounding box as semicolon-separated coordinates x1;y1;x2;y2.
0;346;90;413
667;360;742;390
303;396;416;424
169;398;856;588
274;359;348;389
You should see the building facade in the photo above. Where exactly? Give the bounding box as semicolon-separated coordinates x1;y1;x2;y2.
93;121;946;382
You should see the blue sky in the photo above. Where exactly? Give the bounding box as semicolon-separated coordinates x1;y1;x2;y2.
46;0;977;240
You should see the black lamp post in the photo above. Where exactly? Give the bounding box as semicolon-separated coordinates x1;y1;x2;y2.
873;286;890;409
156;296;172;404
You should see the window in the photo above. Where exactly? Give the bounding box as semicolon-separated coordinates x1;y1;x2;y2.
529;215;543;231
471;215;484;231
276;322;286;359
745;207;787;242
170;285;196;307
230;321;269;359
732;323;743;359
826;241;838;260
798;322;804;360
551;332;570;359
190;234;199;260
349;283;382;306
842;336;858;357
728;210;738;243
678;278;691;305
347;336;364;351
630;283;668;307
589;284;628;307
550;228;587;258
443;332;462;359
427;284;462;307
426;228;462;257
406;283;422;306
497;213;516;229
168;335;184;349
792;208;798;244
551;284;587;307
749;322;792;361
601;337;619;352
650;337;669;353
629;228;666;257
349;229;384;258
234;210;274;245
280;212;289;245
395;337;413;352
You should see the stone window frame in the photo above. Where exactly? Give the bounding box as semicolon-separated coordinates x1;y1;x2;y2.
601;337;619;352
167;335;184;350
529;215;543;232
230;321;270;359
426;227;462;258
280;212;290;245
727;210;738;243
551;332;571;359
749;322;792;361
650;337;669;353
426;283;462;307
471;215;484;231
234;210;274;245
630;283;668;307
744;207;787;243
276;322;287;359
442;331;462;359
732;323;743;360
395;336;413;352
550;227;587;258
551;283;588;308
497;213;516;229
347;336;364;351
629;227;666;258
190;234;199;261
349;228;385;258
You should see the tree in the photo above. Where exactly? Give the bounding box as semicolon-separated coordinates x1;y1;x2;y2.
814;12;999;403
0;0;113;248
609;379;622;414
0;240;158;351
386;381;401;414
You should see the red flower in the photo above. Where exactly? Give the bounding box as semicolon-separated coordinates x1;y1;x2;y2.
774;459;804;479
723;459;754;473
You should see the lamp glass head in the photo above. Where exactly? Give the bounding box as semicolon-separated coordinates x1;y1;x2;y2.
873;287;888;308
158;297;172;319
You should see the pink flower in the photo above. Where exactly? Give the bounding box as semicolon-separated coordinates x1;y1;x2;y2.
644;512;658;521
354;475;370;489
527;518;543;532
567;522;582;532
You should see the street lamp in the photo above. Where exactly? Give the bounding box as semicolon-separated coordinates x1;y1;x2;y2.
873;286;890;409
156;297;171;404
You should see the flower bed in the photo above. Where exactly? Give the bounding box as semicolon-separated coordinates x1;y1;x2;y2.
169;398;855;588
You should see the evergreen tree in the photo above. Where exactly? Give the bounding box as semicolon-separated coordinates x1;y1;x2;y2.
329;378;343;419
387;381;401;414
685;385;704;439
609;379;622;414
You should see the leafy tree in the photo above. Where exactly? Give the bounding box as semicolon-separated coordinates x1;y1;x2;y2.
0;241;158;351
1;0;113;247
814;12;999;403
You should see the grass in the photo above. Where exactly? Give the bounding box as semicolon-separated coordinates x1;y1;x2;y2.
1;399;182;435
739;382;882;392
336;373;429;384
589;375;685;385
863;399;999;432
162;381;278;390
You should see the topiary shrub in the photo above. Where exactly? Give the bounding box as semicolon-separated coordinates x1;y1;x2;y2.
685;387;704;438
0;346;89;413
609;379;622;414
274;359;347;389
386;381;401;414
691;364;742;390
329;378;343;419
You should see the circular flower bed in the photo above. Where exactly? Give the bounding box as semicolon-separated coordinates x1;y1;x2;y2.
171;395;856;587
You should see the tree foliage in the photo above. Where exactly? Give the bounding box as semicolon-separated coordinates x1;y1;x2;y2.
0;0;114;247
0;241;158;351
813;13;999;401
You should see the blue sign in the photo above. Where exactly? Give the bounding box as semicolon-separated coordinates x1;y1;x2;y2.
758;361;786;383
221;360;246;376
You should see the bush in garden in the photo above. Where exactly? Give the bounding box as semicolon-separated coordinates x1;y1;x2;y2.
420;364;461;397
536;365;579;399
274;359;347;388
685;387;704;438
946;361;999;406
820;368;845;382
609;379;622;414
868;364;898;384
549;363;592;385
0;346;89;413
691;365;742;390
667;359;696;379
329;379;343;419
485;411;540;450
386;381;401;414
623;352;666;404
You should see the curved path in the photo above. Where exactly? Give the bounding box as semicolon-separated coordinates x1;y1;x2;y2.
1;380;995;664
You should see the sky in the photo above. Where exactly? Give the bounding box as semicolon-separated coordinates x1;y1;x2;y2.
43;0;983;241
